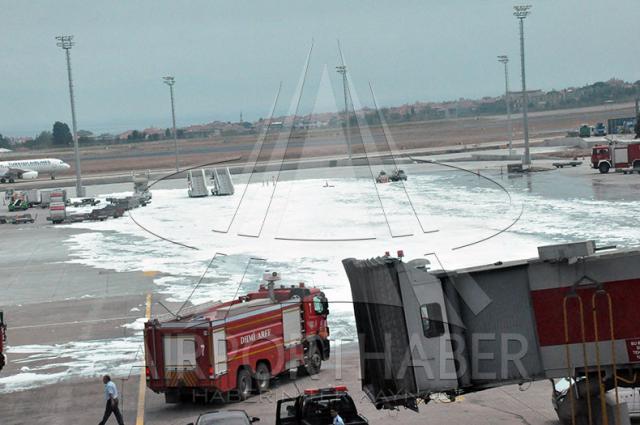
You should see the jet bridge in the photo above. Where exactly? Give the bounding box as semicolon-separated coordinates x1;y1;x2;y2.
343;241;640;423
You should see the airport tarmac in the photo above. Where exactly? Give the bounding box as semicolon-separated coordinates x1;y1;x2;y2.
1;159;639;424
0;342;559;425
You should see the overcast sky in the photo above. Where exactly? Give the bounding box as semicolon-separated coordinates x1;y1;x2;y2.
1;0;638;136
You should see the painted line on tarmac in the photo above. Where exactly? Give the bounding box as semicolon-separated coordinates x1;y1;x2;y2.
136;293;151;425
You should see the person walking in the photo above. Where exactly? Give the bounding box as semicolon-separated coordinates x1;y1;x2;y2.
330;408;345;425
99;375;125;425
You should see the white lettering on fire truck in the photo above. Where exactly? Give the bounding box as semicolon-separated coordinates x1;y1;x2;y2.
240;329;272;345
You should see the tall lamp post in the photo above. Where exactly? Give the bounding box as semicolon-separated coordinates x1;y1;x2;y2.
162;76;179;172
497;55;513;156
336;65;352;160
55;35;84;196
514;5;532;166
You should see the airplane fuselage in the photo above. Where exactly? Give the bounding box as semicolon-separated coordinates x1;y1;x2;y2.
0;158;70;181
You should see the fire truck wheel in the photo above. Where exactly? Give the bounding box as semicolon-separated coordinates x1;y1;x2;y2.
598;162;610;174
254;363;271;393
302;344;322;376
235;368;253;400
0;353;5;371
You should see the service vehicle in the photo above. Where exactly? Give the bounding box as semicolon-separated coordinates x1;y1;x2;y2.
102;204;127;218
70;197;100;207
375;170;389;183
107;196;141;210
0;311;6;372
48;202;66;224
552;161;582;168
10;213;35;224
594;122;607;136
276;386;368;425
579;124;592;138
144;272;330;403
591;140;640;173
187;410;260;425
389;169;407;181
8;198;29;212
86;208;111;221
552;379;640;421
133;172;153;204
85;204;125;221
40;188;67;208
25;189;40;207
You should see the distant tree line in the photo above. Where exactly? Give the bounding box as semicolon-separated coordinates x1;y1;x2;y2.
9;79;640;151
19;121;72;149
0;134;11;149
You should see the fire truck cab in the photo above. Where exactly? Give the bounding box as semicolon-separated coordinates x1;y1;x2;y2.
0;311;6;372
144;272;330;403
591;141;640;173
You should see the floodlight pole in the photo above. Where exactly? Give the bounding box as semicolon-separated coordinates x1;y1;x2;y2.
514;5;532;166
336;65;352;160
163;76;179;172
56;35;84;197
498;55;513;156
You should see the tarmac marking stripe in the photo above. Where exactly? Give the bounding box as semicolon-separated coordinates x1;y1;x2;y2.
136;293;152;425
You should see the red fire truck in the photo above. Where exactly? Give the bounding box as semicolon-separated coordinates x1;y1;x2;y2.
591;140;640;173
144;272;330;403
0;311;6;372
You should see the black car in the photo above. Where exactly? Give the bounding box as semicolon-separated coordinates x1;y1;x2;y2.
277;386;368;425
188;410;260;425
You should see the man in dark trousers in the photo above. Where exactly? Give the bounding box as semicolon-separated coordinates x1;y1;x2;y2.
99;375;125;425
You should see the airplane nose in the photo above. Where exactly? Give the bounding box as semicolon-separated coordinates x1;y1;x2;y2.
64;163;70;169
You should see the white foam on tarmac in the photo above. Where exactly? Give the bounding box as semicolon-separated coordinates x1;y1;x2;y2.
0;337;142;393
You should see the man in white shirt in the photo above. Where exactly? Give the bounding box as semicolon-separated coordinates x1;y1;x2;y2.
99;375;125;425
330;408;345;425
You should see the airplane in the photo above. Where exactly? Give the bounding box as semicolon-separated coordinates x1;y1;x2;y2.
0;158;71;183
